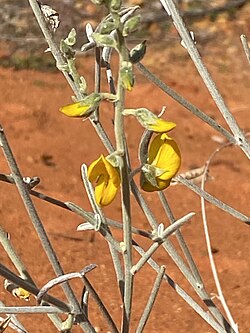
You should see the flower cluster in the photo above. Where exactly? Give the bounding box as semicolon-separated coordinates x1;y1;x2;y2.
87;109;181;206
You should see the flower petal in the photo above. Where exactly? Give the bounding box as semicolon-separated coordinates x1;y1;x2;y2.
88;155;120;206
142;133;181;192
152;134;181;180
88;155;106;182
60;93;102;118
60;101;92;117
148;118;176;133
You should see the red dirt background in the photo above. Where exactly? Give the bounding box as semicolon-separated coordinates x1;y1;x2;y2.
0;3;250;333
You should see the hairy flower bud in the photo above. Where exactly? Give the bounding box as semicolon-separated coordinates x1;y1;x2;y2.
91;32;117;48
122;15;141;37
120;61;134;91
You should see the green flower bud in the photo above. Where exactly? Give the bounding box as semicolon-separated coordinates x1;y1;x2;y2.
120;61;135;91
129;40;147;64
60;40;75;58
64;28;77;46
110;0;122;11
122;15;141;37
91;32;117;48
99;21;117;34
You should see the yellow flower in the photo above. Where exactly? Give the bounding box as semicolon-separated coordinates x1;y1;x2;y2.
60;93;102;118
123;108;176;133
13;287;31;301
88;155;120;206
141;133;181;192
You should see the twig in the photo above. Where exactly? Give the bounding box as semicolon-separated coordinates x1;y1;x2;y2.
0;263;71;313
175;175;250;224
0;126;95;332
81;164;124;296
0;301;27;333
160;0;250;158
65;202;122;252
0;226;35;286
136;62;236;144
240;34;250;65
0;307;63;314
131;212;194;275
37;266;119;333
112;13;134;332
132;242;227;333
158;192;204;285
135;266;165;333
200;146;240;332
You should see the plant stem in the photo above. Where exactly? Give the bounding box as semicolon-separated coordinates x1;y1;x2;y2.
161;0;250;158
113;18;133;331
133;242;227;333
158;192;203;284
0;263;71;313
131;212;194;275
136;63;235;144
240;34;250;65
0;226;35;285
175;175;250;224
0;126;95;333
135;266;165;333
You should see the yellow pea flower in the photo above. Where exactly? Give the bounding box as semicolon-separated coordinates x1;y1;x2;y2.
60;93;102;118
13;287;31;301
141;133;181;192
123;108;176;133
88;155;120;206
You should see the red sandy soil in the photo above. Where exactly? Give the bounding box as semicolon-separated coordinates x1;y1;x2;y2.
0;9;250;333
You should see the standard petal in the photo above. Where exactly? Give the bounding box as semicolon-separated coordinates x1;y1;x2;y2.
97;175;119;206
103;157;120;188
88;155;120;206
147;133;164;164
154;135;181;180
141;133;181;192
87;155;106;182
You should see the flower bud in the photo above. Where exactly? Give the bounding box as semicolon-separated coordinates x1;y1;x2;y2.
99;21;117;34
129;40;147;64
122;15;141;37
110;0;122;11
120;61;134;91
91;32;117;48
64;28;77;46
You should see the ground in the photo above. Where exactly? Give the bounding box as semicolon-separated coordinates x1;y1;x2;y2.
0;2;250;333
